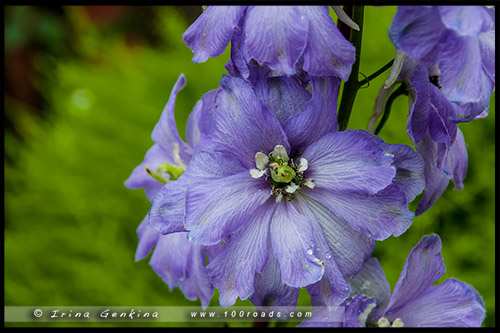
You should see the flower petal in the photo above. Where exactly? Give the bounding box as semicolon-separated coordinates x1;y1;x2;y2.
389;6;448;64
149;232;190;291
302;130;396;195
301;6;355;80
206;200;274;307
304;184;414;241
150;232;213;308
383;235;445;316
149;177;190;234
415;133;452;215
270;200;325;288
299;193;375;279
283;76;340;153
241;6;309;75
250;242;300;309
182;6;246;63
385;278;485;327
438;6;493;36
151;74;192;164
440;33;493;120
181;243;215;308
347;258;391;320
211;75;290;168
445;128;468;190
125;143;172;202
135;215;160;261
253;76;311;124
185;171;271;245
301;197;351;306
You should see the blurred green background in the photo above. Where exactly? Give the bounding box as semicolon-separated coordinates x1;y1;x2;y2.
4;6;495;328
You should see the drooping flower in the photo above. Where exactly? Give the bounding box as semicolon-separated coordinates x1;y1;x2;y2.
149;74;424;308
182;6;356;80
125;74;216;308
388;5;495;121
300;235;486;327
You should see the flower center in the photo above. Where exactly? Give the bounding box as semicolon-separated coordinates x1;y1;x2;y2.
250;145;314;202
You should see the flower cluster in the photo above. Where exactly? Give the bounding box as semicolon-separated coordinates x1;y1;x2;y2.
126;5;493;327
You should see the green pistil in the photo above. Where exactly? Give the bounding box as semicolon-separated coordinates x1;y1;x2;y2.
271;164;296;183
145;163;185;184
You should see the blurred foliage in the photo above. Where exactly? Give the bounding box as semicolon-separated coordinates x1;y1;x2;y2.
4;6;495;328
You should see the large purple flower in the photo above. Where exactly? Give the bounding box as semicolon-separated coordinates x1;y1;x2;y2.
182;6;356;80
150;74;424;307
125;74;215;308
300;235;486;327
389;5;495;121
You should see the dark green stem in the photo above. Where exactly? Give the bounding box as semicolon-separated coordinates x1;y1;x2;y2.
357;58;394;88
337;6;364;131
374;83;408;135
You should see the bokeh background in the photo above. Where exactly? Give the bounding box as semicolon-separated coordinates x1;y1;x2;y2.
4;6;495;328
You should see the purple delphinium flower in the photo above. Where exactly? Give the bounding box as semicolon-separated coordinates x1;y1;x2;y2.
182;6;356;80
300;235;486;327
125;74;215;308
389;5;495;121
149;74;425;308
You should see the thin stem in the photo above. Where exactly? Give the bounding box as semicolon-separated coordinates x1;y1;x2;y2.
358;58;394;88
337;6;364;131
374;83;408;135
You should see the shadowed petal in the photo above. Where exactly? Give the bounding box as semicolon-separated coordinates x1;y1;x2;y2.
211;75;290;168
253;76;311;124
183;6;246;63
270;200;325;288
135;215;160;261
241;6;309;75
250;241;300;309
301;6;355;80
302;130;396;195
385;278;485;327
207;200;274;307
347;258;391;320
185;171;271;245
284;76;340;153
181;243;215;308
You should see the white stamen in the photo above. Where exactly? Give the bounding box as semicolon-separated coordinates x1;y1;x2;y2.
384;49;407;89
358;302;376;327
392;318;404;327
173;143;187;170
384;152;394;158
285;182;299;194
297;158;308;172
250;168;265;179
255;152;269;170
377;317;390;328
271;145;289;162
304;179;315;189
332;6;360;31
275;193;283;203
